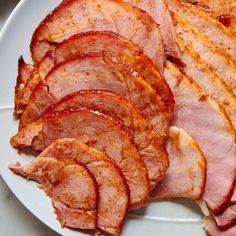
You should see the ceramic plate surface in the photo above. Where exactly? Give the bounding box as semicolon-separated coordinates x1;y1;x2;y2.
0;1;205;235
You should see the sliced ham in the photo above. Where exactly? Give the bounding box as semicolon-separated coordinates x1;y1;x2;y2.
213;203;236;230
205;215;236;236
14;57;34;119
125;0;181;61
38;31;174;112
30;0;164;72
166;0;236;61
36;138;128;235
40;90;168;187
186;0;236;35
11;108;150;209
9;158;97;231
20;54;169;138
152;126;206;200
164;61;236;213
172;13;236;96
176;35;236;130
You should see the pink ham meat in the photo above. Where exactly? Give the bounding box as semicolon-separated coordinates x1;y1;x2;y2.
36;138;129;235
152;126;206;200
166;0;236;61
213;204;236;230
205;215;236;236
11;108;150;209
9;158;97;231
14;57;34;119
30;0;164;72
125;0;181;61
20;54;169;138
38;31;174;112
41;90;169;187
164;61;236;213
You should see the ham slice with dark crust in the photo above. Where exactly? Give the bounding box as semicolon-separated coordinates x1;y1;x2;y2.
9;158;97;231
30;0;164;72
14;57;34;119
20;54;169;139
11;108;150;209
36;138;129;235
37;31;174;113
164;61;236;213
205;215;236;236
152;126;206;200
40;90;169;187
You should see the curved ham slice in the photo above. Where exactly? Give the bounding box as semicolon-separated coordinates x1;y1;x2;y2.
14;57;34;119
166;0;236;61
125;0;181;61
172;13;236;96
9;158;97;231
30;0;164;72
164;61;236;213
152;126;206;200
20;54;169;138
205;215;236;236
37;31;173;113
40;90;168;187
37;138;128;235
11;108;150;209
176;35;236;130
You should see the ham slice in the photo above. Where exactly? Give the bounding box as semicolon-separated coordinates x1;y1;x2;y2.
213;203;236;230
164;61;236;213
186;0;236;35
38;31;174;113
30;0;164;72
9;158;97;231
14;57;34;119
35;138;128;235
172;13;236;96
11;108;150;209
125;0;181;61
20;54;169;138
152;126;206;200
41;90;168;187
205;215;236;236
166;0;236;61
176;35;236;130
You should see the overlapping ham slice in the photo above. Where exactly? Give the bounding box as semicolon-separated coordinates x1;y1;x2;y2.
11;108;150;209
205;215;236;236
176;35;236;130
37;31;174;112
20;54;169;138
164;61;236;213
14;57;34;119
186;0;236;35
152;126;206;200
172;13;236;96
30;0;164;72
125;0;181;61
32;138;128;235
166;0;236;61
40;90;168;187
9;158;98;231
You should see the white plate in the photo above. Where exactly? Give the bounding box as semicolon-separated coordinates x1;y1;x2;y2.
0;1;205;235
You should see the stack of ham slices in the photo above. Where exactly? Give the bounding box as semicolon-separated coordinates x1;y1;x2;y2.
9;0;236;235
